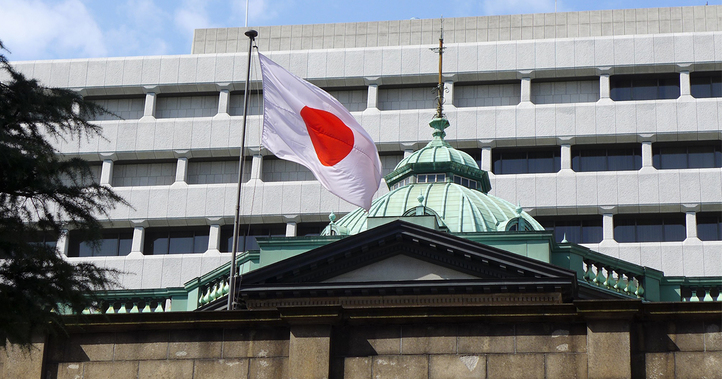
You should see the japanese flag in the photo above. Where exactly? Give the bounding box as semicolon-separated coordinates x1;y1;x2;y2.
259;53;382;210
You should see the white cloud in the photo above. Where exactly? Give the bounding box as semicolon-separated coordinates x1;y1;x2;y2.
102;0;172;57
174;0;216;39
481;0;557;15
229;0;283;26
0;0;106;60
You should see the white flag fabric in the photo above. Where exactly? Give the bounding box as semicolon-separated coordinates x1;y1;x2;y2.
258;53;382;210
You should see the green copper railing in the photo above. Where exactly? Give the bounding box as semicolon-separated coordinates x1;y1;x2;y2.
68;232;718;313
552;242;721;302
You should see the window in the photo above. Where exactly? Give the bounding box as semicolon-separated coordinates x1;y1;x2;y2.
690;72;722;98
652;141;722;169
112;160;177;187
492;147;560;174
391;177;411;190
417;173;446;183
68;229;133;257
296;222;328;236
571;144;642;172
452;175;478;190
536;216;603;244
144;228;209;255
610;74;680;101
220;224;286;252
697;212;722;241
614;214;686;243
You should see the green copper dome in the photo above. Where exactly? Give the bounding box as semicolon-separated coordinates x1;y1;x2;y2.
384;118;492;193
324;182;543;235
321;117;544;236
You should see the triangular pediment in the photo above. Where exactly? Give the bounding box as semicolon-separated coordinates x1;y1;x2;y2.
240;220;575;291
323;254;478;282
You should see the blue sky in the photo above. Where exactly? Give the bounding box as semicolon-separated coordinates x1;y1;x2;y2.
0;0;717;61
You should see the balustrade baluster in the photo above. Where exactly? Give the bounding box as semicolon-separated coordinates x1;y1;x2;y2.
154;301;165;312
142;300;152;313
690;287;700;302
635;276;644;298
583;260;594;282
594;264;606;285
624;275;636;295
703;288;714;302
117;302;128;313
603;266;616;289
106;303;116;314
613;271;625;292
130;301;139;313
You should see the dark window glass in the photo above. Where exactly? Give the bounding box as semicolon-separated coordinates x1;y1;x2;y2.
613;214;686;242
144;228;209;255
610;74;680;101
653;141;722;169
691;72;722;98
68;229;133;257
536;216;603;244
697;212;722;241
220;224;286;252
297;222;328;236
571;144;642;172
492;147;560;175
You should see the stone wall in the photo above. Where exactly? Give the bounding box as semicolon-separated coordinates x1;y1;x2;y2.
47;326;289;379
335;322;588;379
4;302;720;379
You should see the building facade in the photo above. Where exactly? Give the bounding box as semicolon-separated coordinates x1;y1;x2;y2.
6;5;722;286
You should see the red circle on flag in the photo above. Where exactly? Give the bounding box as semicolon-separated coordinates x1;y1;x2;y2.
300;106;355;167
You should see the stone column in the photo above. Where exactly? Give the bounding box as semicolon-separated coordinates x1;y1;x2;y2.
602;210;615;243
217;83;231;115
175;157;188;183
586;320;632;379
518;70;534;104
641;140;654;169
207;221;222;254
402;142;416;158
480;145;493;172
250;149;264;181
683;204;700;241
679;65;692;99
141;86;158;120
288;325;332;379
598;67;612;101
286;222;297;237
285;215;298;237
560;142;573;172
99;153;116;186
130;220;147;256
56;230;70;257
365;77;380;110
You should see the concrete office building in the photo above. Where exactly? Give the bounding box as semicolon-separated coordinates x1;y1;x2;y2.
4;5;722;379
6;5;722;287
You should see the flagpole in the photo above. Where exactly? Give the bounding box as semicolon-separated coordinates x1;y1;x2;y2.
228;29;258;311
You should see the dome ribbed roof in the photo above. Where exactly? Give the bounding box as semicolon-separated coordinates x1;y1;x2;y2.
323;182;544;235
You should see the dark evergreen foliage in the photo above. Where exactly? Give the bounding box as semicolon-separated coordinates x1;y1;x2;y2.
0;41;126;347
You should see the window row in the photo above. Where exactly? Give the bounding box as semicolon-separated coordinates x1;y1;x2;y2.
88;71;722;120
492;141;721;175
66;223;328;257
536;212;722;244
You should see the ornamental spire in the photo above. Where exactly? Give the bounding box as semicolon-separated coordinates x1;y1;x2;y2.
431;17;446;119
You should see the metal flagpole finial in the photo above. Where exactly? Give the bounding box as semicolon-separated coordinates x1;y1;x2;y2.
429;17;446;119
